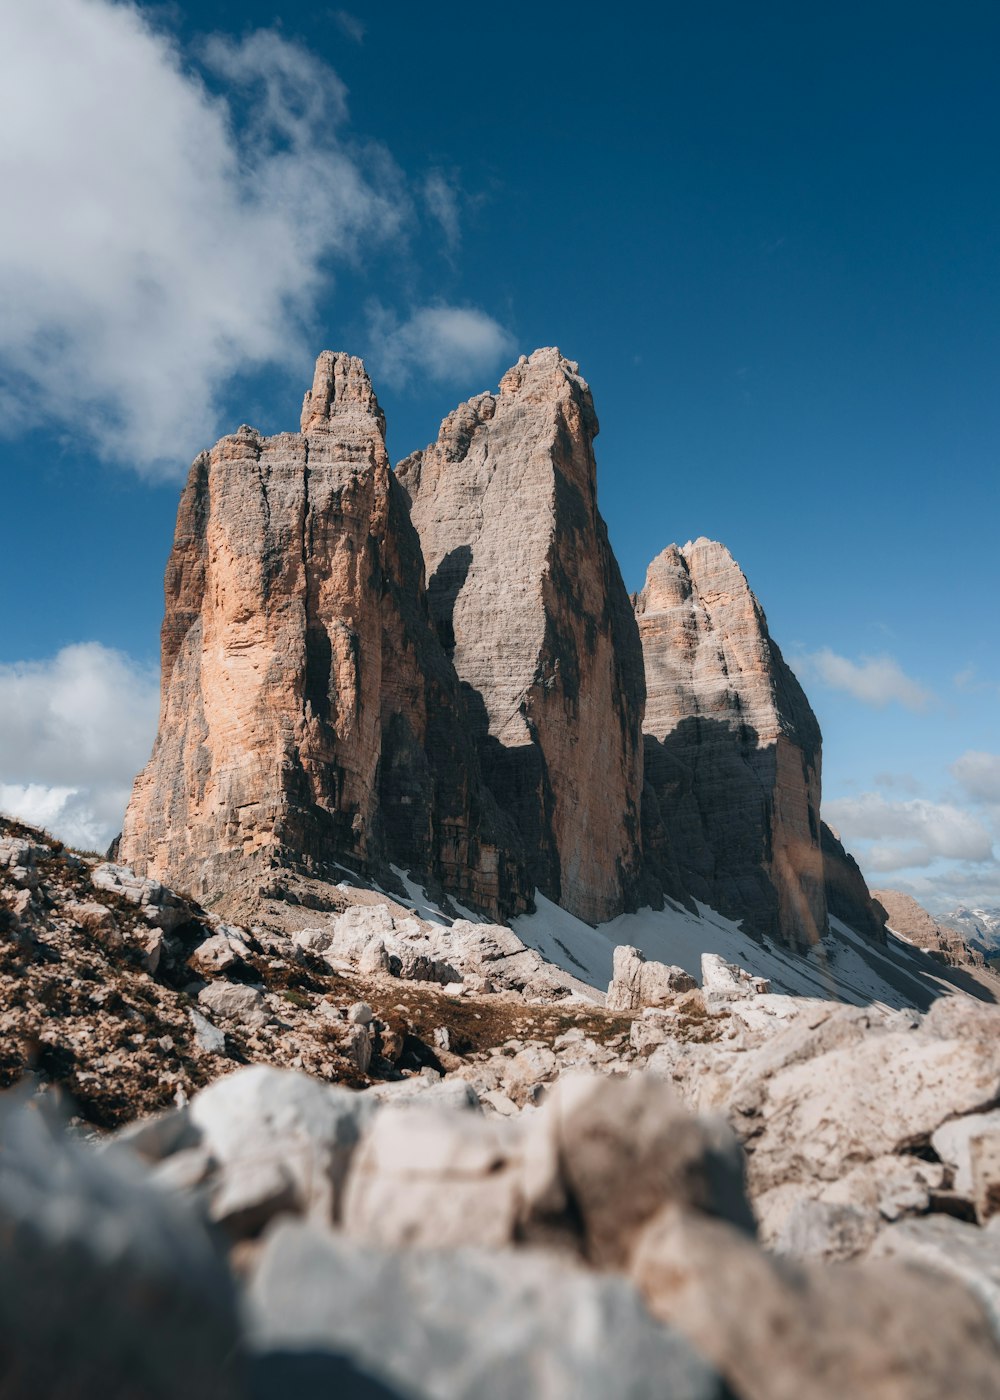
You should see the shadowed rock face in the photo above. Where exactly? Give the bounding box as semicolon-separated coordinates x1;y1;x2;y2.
120;353;529;918
824;823;888;946
635;539;826;949
396;348;646;925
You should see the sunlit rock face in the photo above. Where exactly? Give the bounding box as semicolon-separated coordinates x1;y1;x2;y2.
120;352;529;919
397;348;646;925
635;538;827;950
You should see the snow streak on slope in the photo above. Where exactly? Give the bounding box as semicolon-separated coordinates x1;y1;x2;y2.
386;873;997;1012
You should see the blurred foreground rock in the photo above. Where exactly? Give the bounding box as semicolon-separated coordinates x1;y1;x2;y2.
6;1058;1000;1398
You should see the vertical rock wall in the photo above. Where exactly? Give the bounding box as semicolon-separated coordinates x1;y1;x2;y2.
396;349;645;924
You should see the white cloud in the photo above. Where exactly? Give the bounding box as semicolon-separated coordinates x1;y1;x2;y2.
952;751;1000;805
825;792;994;871
0;2;404;474
0;644;159;852
796;648;932;711
423;169;462;249
367;303;516;389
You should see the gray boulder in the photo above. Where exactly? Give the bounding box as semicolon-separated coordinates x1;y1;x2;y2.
0;1091;239;1399
246;1220;723;1399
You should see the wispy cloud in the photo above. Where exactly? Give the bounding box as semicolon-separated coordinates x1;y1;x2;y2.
423;169;462;249
366;303;516;389
332;9;365;44
0;644;159;851
873;771;921;795
794;647;932;711
953;665;1000;698
0;5;404;476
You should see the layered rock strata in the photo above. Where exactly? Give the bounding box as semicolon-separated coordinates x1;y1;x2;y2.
396;348;645;924
635;539;826;949
120;353;528;918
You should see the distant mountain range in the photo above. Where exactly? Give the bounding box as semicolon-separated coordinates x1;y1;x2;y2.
941;906;1000;953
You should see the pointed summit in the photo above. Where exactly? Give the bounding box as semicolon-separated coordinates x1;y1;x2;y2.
300;350;385;435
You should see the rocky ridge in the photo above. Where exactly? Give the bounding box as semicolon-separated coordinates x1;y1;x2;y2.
875;888;989;972
4;817;1000;1237
8;818;1000;1393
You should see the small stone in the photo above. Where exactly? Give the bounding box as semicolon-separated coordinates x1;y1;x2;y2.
344;1024;372;1075
701;953;770;1007
11;888;33;919
143;928;165;974
932;1110;1000;1197
189;1008;227;1055
347;1002;373;1026
481;1090;519;1117
188;933;238;976
607;945;696;1012
210;1158;298;1239
198;981;271;1030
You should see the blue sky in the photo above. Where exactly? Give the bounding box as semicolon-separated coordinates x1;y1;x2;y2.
1;0;997;911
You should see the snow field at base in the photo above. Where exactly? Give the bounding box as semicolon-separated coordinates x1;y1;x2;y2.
382;865;972;1011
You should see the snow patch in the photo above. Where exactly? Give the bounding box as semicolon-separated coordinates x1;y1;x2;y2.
384;869;975;1013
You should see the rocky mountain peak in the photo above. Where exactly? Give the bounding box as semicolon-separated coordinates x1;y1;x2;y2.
498;343;596;413
637;537;826;949
638;537;816;754
121;353;530;918
396;349;643;925
121;344;889;956
300;350;386;437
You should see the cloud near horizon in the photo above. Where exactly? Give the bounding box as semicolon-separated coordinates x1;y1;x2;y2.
0;644;159;851
795;648;932;711
825;791;994;872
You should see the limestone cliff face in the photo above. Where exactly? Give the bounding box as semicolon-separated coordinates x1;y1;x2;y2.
396;348;645;924
120;353;528;918
635;539;826;949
